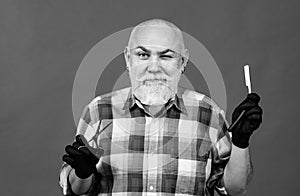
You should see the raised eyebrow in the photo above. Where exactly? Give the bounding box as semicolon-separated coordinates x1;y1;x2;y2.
134;46;150;53
134;46;176;54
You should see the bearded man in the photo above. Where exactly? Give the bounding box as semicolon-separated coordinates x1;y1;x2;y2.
59;19;263;196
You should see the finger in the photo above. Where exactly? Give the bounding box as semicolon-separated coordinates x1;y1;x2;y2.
234;101;257;115
249;120;262;130
72;141;82;149
76;134;89;147
75;134;85;146
246;93;260;103
238;93;260;108
79;146;94;156
62;155;76;167
243;106;263;117
251;113;262;122
247;114;262;121
79;146;104;159
65;145;82;157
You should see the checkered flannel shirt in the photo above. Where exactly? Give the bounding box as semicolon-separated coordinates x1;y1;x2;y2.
59;86;232;196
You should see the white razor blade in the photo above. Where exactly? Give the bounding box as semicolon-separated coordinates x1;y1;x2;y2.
244;65;252;93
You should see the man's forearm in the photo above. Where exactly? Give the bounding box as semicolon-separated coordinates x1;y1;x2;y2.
224;144;253;195
68;169;94;195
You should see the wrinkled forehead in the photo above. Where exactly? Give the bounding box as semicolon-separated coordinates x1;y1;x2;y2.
128;24;184;53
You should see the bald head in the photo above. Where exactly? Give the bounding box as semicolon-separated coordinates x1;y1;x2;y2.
127;19;186;55
124;19;189;106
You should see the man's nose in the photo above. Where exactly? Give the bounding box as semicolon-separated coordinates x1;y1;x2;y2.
147;56;162;73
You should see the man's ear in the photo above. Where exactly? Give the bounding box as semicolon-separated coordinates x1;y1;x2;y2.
124;46;130;70
180;48;189;72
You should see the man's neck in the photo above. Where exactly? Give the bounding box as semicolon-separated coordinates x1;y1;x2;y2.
143;104;165;117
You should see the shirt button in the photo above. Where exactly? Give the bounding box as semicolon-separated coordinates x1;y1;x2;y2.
149;185;154;191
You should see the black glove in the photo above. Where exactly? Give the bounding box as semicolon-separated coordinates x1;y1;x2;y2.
230;93;263;148
62;135;101;179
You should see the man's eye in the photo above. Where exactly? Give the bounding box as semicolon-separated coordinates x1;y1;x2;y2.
160;55;173;59
137;53;150;58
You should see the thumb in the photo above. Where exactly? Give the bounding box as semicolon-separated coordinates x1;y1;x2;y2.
246;93;260;103
76;134;104;158
76;134;88;146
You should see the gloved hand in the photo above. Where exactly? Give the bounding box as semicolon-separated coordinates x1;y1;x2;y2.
230;93;263;148
62;135;102;179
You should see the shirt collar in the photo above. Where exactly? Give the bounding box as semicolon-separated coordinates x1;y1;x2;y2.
122;87;187;115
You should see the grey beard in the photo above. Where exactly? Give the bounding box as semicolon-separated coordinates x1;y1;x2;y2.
133;83;175;105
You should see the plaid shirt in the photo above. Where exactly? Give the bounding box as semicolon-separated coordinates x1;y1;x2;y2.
59;86;231;196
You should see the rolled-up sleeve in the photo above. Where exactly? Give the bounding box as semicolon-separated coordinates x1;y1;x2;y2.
206;109;232;196
59;163;74;195
59;98;102;195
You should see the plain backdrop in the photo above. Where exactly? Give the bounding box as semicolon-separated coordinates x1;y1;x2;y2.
0;0;299;195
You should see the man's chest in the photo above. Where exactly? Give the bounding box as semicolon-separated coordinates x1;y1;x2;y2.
96;117;212;173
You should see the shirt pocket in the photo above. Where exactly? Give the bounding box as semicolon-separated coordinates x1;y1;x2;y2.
176;142;210;195
176;156;209;195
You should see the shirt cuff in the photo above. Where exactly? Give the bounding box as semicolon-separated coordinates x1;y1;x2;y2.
59;163;73;195
59;163;100;196
215;177;229;196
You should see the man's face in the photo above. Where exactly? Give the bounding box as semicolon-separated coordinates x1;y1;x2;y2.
125;24;188;105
